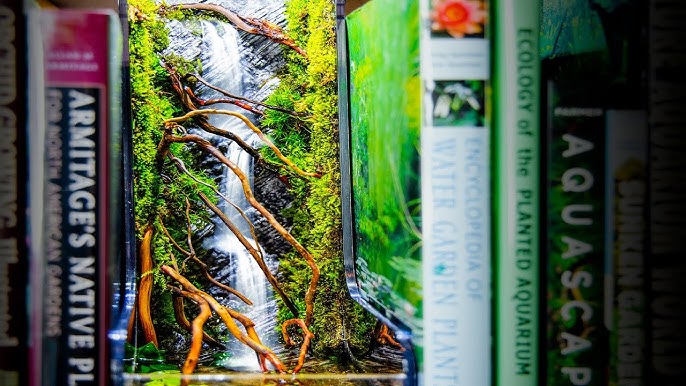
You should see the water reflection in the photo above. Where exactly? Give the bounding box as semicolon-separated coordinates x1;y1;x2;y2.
122;372;406;386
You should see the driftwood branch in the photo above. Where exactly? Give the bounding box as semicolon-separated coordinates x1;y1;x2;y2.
282;318;315;373
138;226;158;347
167;3;307;58
165;62;313;182
198;191;299;318
172;293;224;349
160;130;320;326
159;219;191;258
377;324;405;352
162;61;264;162
185;197;254;305
167;154;266;259
185;86;265;116
185;72;309;117
161;265;286;373
160;211;253;306
167;286;213;386
165;108;322;178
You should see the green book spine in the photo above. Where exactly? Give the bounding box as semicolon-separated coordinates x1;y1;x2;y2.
541;3;611;385
492;1;540;385
542;52;609;385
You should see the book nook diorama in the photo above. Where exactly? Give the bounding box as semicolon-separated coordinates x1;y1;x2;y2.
123;0;409;383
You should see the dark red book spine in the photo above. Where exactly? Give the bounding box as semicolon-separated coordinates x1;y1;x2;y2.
39;9;115;386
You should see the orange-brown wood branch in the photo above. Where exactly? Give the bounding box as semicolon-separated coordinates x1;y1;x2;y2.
138;226;158;347
172;295;224;349
161;130;321;326
282;318;315;373
166;154;267;258
198;191;299;318
161;265;287;373
167;3;308;58
377;324;405;352
168;288;213;386
186;72;309;117
165;109;321;178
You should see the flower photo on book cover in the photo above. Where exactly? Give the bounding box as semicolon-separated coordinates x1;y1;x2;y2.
430;0;486;38
431;79;485;127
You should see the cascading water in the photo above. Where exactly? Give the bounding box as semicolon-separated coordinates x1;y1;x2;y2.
194;19;282;370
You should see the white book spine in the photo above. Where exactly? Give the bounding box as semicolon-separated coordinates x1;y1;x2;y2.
420;1;491;385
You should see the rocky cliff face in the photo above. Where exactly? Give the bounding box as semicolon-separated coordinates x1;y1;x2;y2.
252;162;295;256
162;0;295;257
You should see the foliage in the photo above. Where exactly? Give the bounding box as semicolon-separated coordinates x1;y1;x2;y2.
128;0;220;349
123;342;179;373
129;0;170;234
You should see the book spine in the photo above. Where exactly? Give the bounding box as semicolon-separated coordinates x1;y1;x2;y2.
0;1;29;385
542;65;608;386
647;0;686;383
598;3;650;384
492;1;540;385
26;4;46;386
605;110;648;386
39;9;117;386
541;2;651;384
420;0;491;385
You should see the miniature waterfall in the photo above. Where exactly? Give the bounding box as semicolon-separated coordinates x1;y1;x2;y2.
196;19;281;370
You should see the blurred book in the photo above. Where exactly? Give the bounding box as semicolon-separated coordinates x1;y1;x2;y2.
26;5;123;385
339;0;491;384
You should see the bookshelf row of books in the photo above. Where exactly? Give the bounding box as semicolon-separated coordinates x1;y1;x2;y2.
1;0;685;385
341;1;686;385
5;0;129;384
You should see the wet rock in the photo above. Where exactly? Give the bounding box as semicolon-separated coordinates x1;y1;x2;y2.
252;162;294;255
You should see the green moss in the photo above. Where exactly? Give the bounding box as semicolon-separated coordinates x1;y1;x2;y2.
263;0;378;358
128;0;220;345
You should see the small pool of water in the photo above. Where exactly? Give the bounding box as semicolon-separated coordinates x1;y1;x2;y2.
122;345;410;385
122;371;407;386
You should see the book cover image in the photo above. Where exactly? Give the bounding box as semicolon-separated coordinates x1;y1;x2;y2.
122;0;408;384
345;0;422;335
341;0;491;384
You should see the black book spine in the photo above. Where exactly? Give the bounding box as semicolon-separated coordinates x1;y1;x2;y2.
647;0;686;384
0;2;29;385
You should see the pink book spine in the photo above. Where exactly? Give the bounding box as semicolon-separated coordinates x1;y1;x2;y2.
37;9;112;386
